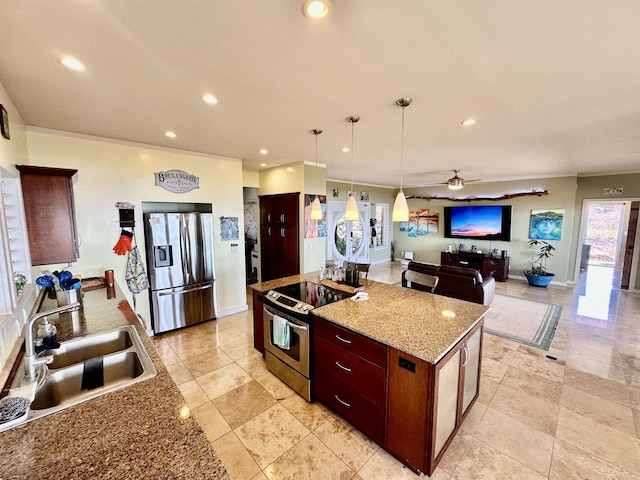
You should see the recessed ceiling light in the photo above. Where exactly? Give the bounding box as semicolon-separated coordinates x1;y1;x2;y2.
260;163;267;167
461;118;477;126
341;147;350;153
202;94;218;104
60;57;85;71
165;131;177;138
260;149;268;155
303;0;330;19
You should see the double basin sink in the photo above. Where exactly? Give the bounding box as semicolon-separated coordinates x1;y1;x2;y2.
16;325;157;424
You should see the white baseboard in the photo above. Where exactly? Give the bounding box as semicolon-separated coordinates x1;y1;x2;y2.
217;304;249;317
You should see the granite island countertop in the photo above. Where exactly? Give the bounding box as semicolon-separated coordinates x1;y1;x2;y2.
0;285;230;480
252;277;489;363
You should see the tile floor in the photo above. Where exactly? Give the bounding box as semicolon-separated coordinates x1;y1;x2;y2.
151;262;640;479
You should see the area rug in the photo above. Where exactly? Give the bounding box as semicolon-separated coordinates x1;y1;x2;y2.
484;294;562;350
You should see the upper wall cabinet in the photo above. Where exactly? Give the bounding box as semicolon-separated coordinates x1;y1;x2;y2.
16;165;79;266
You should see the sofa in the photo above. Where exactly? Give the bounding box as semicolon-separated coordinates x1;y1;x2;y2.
401;261;495;306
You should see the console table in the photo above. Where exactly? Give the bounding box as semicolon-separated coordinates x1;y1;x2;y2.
441;251;509;282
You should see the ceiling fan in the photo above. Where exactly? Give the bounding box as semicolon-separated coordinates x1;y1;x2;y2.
444;170;481;190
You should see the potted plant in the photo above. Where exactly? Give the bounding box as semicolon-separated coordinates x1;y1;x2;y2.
524;239;556;287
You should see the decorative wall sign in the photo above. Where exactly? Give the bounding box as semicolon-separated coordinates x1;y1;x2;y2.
154;169;199;193
360;191;369;201
529;209;563;240
1;104;10;140
220;216;239;241
603;187;623;196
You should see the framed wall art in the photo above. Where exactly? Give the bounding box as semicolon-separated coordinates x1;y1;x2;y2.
529;209;563;240
1;104;10;140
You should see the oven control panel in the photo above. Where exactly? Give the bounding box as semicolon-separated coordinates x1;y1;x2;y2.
266;290;313;315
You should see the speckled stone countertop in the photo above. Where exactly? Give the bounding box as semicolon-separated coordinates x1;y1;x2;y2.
252;277;488;363
0;286;230;480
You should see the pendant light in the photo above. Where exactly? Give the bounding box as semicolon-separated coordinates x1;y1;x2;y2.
310;129;323;220
345;115;360;221
392;97;412;222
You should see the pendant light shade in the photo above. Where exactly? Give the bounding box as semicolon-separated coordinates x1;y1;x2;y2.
392;191;409;222
345;115;360;221
345;194;358;220
392;97;412;222
310;129;323;220
310;196;322;219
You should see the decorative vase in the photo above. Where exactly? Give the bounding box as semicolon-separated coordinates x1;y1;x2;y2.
524;272;554;287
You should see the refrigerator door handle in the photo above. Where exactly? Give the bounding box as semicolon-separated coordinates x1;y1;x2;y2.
158;284;213;296
179;224;190;284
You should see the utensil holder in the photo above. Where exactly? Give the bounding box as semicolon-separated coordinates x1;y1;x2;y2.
56;287;84;310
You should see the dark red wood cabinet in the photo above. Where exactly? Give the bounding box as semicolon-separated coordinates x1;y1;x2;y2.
259;193;299;282
17;165;79;266
312;316;387;445
441;251;509;281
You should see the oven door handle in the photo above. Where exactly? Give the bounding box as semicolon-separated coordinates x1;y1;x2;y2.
264;306;309;331
283;319;308;331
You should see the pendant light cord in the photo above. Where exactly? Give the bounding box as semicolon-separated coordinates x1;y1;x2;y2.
400;105;405;192
350;119;354;192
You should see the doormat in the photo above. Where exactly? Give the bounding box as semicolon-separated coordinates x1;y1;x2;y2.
484;294;562;350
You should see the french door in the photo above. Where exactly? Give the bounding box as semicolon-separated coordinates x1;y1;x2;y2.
326;202;370;264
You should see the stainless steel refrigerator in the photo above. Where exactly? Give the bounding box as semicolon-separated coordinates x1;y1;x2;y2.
144;212;216;334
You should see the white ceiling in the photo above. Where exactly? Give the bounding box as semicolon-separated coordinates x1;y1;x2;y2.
1;1;639;189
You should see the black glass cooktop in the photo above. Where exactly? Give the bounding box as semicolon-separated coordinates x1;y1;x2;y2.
273;281;352;308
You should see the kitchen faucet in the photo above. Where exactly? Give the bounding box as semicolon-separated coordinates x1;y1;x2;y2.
24;302;81;379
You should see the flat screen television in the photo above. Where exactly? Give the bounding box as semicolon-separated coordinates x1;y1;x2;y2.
444;205;512;241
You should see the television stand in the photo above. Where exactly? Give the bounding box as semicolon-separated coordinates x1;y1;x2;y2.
441;251;509;282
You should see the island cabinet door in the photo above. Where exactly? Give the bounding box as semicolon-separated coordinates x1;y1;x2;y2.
460;324;483;415
252;290;265;355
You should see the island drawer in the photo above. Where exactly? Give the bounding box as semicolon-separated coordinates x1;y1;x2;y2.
313;366;385;444
314;335;386;406
314;317;387;367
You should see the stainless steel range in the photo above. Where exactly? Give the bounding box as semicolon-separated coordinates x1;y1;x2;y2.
263;281;351;401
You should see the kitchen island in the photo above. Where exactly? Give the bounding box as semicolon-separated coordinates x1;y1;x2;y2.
251;276;489;476
0;285;229;480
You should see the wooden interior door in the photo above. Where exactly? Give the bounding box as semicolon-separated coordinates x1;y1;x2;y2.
621;201;638;290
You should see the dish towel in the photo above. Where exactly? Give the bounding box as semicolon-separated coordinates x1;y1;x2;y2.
272;314;291;350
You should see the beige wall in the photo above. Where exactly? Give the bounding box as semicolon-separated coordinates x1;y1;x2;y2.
304;163;327;274
0;82;28;169
25;128;247;330
396;177;579;284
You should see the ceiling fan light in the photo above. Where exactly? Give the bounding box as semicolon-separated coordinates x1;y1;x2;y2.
303;0;330;19
345;194;359;220
392;191;409;222
448;180;464;190
310;196;323;220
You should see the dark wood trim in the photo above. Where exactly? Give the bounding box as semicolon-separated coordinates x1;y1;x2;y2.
16;164;78;179
406;189;548;202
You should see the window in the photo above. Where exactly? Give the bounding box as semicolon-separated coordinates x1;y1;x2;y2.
0;168;32;370
373;204;388;250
